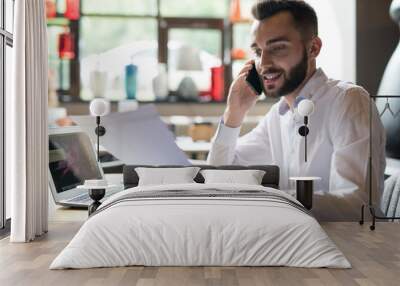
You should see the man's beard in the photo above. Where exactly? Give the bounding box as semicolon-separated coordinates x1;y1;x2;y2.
264;49;309;98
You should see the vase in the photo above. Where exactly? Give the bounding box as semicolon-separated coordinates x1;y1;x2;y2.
153;63;169;100
125;64;138;100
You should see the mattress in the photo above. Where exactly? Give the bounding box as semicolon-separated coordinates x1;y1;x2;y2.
50;183;350;269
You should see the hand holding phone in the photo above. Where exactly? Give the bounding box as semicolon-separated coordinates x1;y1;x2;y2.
223;61;260;128
245;63;264;96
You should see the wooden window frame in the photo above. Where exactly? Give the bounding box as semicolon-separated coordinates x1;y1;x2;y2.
158;17;232;98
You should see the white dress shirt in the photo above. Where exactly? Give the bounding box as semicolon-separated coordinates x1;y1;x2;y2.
207;68;386;195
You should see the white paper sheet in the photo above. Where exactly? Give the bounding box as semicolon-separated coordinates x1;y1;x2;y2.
71;104;190;165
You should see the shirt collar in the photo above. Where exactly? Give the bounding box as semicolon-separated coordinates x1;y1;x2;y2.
278;68;328;116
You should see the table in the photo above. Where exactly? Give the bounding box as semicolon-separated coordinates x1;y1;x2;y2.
175;136;211;160
289;177;322;210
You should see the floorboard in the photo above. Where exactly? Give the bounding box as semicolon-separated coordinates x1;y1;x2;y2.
0;209;399;286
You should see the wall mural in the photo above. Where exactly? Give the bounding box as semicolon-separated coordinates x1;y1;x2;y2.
376;0;400;159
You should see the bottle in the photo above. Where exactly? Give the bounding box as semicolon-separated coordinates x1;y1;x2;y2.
125;57;137;100
89;60;108;98
153;63;169;101
210;66;224;102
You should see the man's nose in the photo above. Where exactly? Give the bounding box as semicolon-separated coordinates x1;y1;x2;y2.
259;50;273;72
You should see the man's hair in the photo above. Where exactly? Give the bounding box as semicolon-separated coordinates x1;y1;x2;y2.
251;0;318;40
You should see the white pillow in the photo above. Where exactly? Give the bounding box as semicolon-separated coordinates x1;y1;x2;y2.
200;169;266;185
135;167;201;186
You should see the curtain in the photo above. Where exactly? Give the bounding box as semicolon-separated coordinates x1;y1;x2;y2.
6;0;48;242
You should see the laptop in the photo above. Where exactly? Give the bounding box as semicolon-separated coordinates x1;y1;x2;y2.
48;126;123;208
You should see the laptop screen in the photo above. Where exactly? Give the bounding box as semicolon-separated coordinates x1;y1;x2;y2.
49;132;102;194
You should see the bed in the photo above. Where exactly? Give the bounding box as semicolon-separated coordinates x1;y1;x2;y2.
50;165;350;269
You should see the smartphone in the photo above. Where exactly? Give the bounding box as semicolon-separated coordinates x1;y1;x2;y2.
245;63;264;96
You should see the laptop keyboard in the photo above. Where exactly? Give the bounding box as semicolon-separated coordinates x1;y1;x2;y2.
66;188;120;204
67;193;91;203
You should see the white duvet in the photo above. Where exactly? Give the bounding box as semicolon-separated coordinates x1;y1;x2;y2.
50;183;351;269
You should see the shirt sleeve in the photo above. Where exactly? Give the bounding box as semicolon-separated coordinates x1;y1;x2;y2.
328;87;386;196
207;115;273;165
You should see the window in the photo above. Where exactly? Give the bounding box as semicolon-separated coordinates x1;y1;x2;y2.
47;0;234;102
308;0;356;83
1;0;14;231
79;17;158;101
160;0;227;18
82;0;157;16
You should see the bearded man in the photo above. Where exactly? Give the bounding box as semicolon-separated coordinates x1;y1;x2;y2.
208;0;386;195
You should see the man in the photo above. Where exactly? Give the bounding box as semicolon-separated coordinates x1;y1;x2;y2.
208;0;386;195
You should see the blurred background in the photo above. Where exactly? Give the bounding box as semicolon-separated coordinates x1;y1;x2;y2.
44;0;398;143
46;0;363;103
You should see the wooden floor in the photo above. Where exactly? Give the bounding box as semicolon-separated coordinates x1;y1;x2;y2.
1;219;400;286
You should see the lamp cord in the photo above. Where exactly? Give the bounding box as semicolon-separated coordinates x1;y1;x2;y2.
305;134;307;162
304;116;308;163
97;116;100;162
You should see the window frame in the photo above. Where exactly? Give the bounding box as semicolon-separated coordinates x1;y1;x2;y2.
158;17;231;98
1;0;14;232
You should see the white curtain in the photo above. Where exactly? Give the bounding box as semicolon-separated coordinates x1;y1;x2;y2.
7;0;48;242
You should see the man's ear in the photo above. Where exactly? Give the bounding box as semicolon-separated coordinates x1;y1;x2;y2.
309;37;322;59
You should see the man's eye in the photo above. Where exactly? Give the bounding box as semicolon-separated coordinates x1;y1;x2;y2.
269;45;287;53
252;49;262;57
